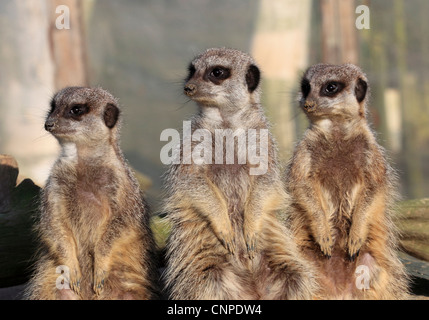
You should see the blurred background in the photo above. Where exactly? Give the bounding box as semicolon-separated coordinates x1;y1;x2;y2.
1;0;429;211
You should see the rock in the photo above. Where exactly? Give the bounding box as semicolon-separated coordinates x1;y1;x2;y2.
0;155;41;288
0;155;19;212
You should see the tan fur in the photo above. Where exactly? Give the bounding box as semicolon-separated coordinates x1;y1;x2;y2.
162;48;318;300
286;64;409;299
24;87;158;300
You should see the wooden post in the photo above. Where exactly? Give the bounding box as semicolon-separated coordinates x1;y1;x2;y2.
251;0;312;159
394;0;424;199
48;0;89;89
320;0;358;64
0;0;58;185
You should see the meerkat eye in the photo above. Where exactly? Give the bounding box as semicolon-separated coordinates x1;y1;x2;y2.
321;81;345;97
69;104;88;117
207;66;231;84
211;68;223;78
326;83;338;93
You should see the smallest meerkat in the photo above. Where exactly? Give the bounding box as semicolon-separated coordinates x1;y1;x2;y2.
286;64;409;299
25;87;158;300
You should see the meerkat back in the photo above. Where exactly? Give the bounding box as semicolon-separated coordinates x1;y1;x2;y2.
286;64;409;299
162;48;317;300
25;87;158;300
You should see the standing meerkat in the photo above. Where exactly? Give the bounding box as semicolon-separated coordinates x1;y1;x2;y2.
25;87;158;300
162;48;317;300
286;63;409;299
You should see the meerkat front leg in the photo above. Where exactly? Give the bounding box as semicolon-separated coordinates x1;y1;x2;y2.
197;177;235;254
288;148;335;257
347;188;385;261
92;214;124;296
243;177;285;259
42;196;82;296
294;181;335;257
172;173;235;255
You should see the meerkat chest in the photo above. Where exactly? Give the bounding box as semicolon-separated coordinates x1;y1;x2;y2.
62;164;118;227
208;163;251;213
310;134;369;194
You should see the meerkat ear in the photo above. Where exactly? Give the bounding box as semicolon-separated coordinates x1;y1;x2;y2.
246;64;260;93
355;78;368;103
103;103;120;128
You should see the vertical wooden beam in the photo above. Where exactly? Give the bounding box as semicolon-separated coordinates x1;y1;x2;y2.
48;0;89;90
320;0;358;64
251;0;312;159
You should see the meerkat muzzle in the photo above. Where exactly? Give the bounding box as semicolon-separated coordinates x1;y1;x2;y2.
184;83;197;96
44;119;56;132
303;100;317;112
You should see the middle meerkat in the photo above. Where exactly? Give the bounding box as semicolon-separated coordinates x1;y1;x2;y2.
162;48;317;299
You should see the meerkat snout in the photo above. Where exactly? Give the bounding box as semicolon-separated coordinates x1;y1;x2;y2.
44;119;55;132
184;83;196;96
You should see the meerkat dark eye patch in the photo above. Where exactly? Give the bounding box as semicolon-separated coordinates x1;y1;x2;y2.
104;103;120;129
320;81;345;97
355;78;368;103
186;63;196;82
246;64;260;93
67;103;89;119
49;97;56;115
207;66;231;85
301;78;311;99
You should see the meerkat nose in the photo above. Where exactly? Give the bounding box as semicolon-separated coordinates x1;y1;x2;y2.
45;119;55;132
184;83;196;96
304;100;317;112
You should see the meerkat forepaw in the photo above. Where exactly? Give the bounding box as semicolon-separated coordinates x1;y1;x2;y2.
317;234;334;258
69;269;82;296
347;236;363;261
245;233;258;260
218;231;236;255
93;270;107;295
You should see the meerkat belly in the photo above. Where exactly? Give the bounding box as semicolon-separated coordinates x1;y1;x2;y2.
314;136;367;199
210;164;250;227
73;167;118;246
312;136;368;233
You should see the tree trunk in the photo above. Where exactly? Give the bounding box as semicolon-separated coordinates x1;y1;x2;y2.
0;0;57;186
251;0;312;159
394;0;424;199
320;0;358;64
48;0;89;90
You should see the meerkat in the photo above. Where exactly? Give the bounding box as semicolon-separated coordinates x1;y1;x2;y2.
285;63;409;299
24;87;158;300
162;48;317;300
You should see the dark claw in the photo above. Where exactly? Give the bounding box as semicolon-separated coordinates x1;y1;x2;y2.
349;250;360;262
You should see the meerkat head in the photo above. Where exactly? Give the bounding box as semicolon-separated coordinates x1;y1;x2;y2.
184;48;261;112
45;87;120;147
299;63;369;122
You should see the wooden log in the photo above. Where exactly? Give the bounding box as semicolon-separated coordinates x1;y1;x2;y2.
0;156;41;288
0;155;19;212
396;198;429;262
